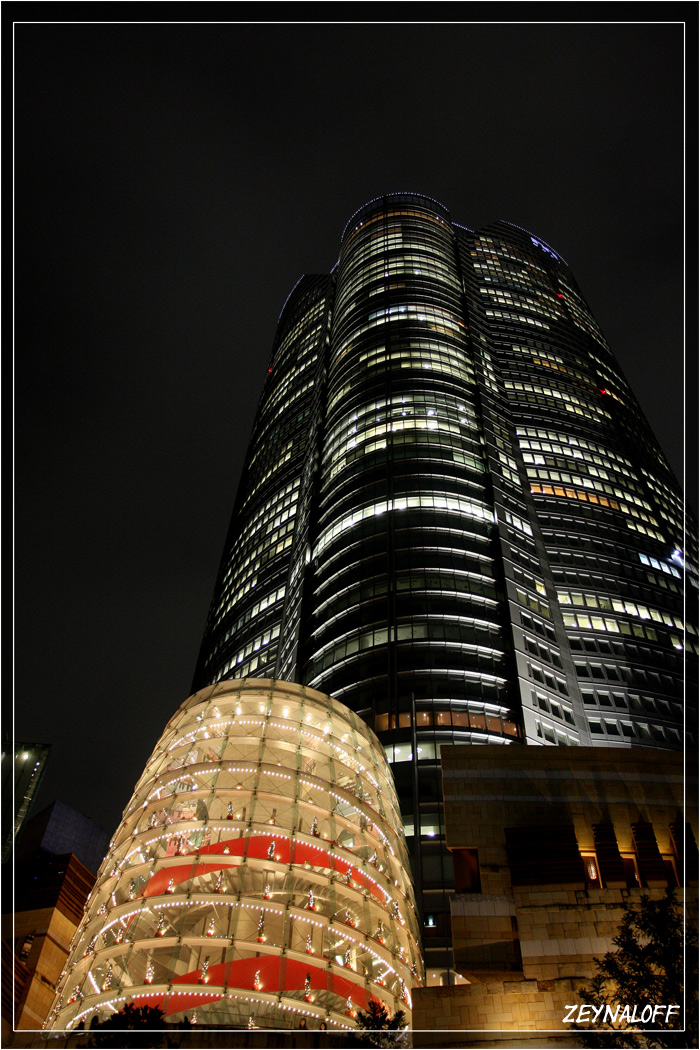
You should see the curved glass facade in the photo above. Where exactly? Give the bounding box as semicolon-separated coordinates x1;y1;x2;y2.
47;680;423;1032
191;277;333;690
457;220;695;755
190;194;698;974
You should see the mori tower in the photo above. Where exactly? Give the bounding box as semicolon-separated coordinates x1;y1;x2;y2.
47;194;697;1033
191;193;697;970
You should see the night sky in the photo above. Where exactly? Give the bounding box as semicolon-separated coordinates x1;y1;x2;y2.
13;22;694;841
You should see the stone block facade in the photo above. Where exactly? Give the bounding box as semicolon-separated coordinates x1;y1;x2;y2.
411;746;697;1044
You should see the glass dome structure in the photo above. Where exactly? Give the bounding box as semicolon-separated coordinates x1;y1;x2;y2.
46;679;423;1032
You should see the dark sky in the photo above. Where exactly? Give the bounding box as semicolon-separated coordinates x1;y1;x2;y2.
13;22;694;839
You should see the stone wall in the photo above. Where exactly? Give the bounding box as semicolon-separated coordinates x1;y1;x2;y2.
416;745;698;1044
412;977;582;1034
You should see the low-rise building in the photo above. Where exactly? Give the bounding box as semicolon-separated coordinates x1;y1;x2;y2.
412;745;697;1045
5;852;95;1030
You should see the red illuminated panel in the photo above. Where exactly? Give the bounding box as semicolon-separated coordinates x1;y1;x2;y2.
139;834;386;904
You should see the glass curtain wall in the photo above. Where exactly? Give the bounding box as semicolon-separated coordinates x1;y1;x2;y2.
189;193;698;977
301;196;520;971
457;222;697;751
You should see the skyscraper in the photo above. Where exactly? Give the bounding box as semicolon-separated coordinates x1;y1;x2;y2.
192;192;697;975
2;740;50;864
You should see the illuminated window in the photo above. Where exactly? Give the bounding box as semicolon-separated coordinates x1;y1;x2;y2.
581;853;602;888
387;743;413;764
621;854;642;888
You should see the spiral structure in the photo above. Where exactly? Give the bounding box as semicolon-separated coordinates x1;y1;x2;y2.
46;679;423;1031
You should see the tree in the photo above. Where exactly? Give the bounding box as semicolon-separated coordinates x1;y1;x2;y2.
81;1003;177;1047
574;889;698;1048
353;996;408;1048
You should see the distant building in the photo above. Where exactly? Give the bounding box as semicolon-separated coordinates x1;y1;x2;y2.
4;804;108;1035
411;745;697;1042
3;852;95;1030
15;801;110;877
1;936;29;1044
1;742;50;864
